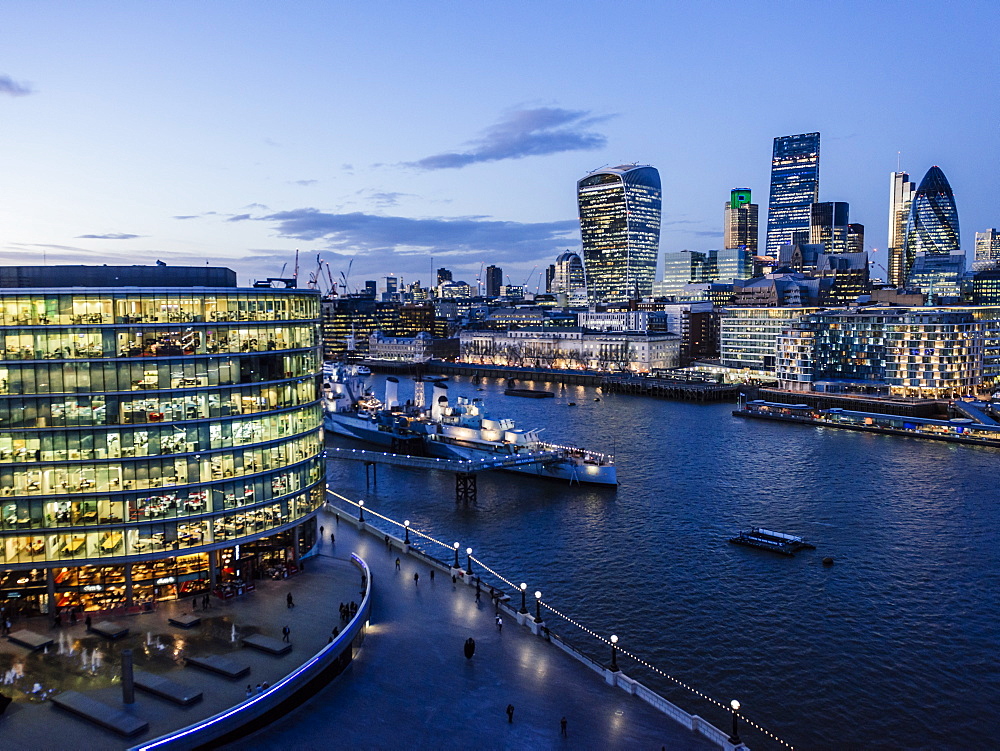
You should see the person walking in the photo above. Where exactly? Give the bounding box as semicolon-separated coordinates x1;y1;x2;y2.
320;525;324;539
395;557;401;571
464;637;476;659
506;704;515;723
246;685;253;698
413;572;419;585
561;717;568;737
282;625;290;643
286;592;294;609
429;569;435;581
84;615;92;632
330;530;335;543
496;615;503;633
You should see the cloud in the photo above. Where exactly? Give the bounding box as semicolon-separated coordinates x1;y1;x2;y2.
407;107;613;170
290;179;318;186
357;190;411;208
0;75;34;97
256;208;578;264
173;215;199;220
76;233;142;240
227;214;253;222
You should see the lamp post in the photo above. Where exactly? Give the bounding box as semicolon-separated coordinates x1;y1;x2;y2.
453;542;460;569
534;591;543;623
609;634;619;672
357;500;364;522
403;520;410;545
465;547;473;575
519;583;528;613
729;699;741;745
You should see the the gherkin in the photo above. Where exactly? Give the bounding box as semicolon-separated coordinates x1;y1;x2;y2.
903;166;960;278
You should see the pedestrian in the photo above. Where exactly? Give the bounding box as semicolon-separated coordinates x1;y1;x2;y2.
395;557;400;571
506;704;515;723
287;592;294;609
255;683;263;694
70;608;78;625
464;637;476;659
452;574;457;584
332;626;339;638
413;572;419;585
496;615;503;633
384;534;390;550
282;625;290;643
561;717;567;737
85;615;92;632
331;531;335;543
320;525;325;538
429;569;435;581
246;685;253;698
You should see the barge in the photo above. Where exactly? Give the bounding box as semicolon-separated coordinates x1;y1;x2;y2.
729;528;816;556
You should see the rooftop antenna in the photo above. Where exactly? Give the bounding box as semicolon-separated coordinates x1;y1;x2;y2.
897;151;901;172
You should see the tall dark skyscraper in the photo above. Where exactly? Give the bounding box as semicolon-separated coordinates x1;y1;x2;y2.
485;265;502;297
724;188;758;253
577;164;661;303
436;267;453;286
904;166;960;262
888;171;916;287
809;201;850;253
765;132;820;257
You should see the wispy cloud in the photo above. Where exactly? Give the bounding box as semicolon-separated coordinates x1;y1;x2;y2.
257;208;577;263
0;75;34;97
227;214;253;222
77;233;142;240
290;179;318;186
407;107;613;170
173;215;200;220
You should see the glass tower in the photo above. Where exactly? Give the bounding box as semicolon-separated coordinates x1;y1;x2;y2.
724;188;758;253
809;201;850;253
888;172;916;287
578;165;661;303
765;132;821;257
904;166;960;264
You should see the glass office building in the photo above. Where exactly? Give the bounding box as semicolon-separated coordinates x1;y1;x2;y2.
724;188;758;254
809;201;850;253
0;268;323;615
765;133;821;258
578;165;661;304
904;166;960;265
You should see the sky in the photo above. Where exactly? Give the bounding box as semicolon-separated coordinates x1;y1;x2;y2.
2;1;997;290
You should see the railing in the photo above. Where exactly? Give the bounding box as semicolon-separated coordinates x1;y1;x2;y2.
130;553;372;751
327;491;795;750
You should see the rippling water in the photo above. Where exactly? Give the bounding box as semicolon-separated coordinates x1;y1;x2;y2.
325;375;1000;750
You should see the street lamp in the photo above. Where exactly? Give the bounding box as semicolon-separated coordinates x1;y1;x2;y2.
403;520;410;545
465;547;473;575
453;542;460;568
357;500;364;522
534;591;543;623
610;634;620;672
729;699;741;745
519;582;528;613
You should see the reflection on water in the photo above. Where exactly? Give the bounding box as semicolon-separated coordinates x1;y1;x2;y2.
326;374;1000;750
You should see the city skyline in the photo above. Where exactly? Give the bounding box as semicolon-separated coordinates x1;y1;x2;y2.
1;2;997;287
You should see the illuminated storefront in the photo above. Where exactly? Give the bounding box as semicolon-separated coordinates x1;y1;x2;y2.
0;268;324;615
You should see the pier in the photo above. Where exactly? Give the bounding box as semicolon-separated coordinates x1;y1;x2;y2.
326;446;564;502
602;375;740;402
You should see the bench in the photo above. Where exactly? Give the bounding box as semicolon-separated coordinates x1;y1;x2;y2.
167;613;201;629
242;633;292;656
50;690;149;737
90;621;130;640
184;653;250;679
7;629;54;651
133;670;203;706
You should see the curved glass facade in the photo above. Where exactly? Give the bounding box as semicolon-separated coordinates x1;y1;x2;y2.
578;165;661;304
0;288;324;614
904;166;960;276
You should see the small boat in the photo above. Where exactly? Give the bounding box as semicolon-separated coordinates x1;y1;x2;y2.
505;388;555;398
729;528;816;556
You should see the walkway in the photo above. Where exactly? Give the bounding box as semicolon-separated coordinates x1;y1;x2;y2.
239;508;717;750
327;446;563;472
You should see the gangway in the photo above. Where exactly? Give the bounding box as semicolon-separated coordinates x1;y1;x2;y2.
325;447;563;502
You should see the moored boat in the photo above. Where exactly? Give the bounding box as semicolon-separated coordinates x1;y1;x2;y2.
729;527;816;555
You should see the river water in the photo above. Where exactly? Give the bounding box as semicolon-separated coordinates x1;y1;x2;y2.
324;374;999;750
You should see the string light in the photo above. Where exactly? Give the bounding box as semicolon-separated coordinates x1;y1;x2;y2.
323;489;794;749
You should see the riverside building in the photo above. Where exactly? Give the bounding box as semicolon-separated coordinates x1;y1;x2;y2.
577;165;662;304
0;266;324;616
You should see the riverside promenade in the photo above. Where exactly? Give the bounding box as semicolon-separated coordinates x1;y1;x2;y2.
239;507;719;750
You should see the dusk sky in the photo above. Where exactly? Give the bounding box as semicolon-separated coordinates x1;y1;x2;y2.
2;2;997;289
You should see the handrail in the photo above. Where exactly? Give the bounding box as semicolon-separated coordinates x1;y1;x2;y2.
130;553;372;751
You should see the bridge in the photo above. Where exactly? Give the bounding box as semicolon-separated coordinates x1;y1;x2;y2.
325;446;563;502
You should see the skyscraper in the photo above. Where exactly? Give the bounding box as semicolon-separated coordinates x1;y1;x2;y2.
577;164;661;303
888;172;916;287
847;224;865;255
903;166;960;262
975;229;1000;263
485;265;502;297
552;251;587;300
724;188;758;253
765;132;820;257
809;201;850;253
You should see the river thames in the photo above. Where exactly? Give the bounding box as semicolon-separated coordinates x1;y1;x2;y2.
320;374;997;750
